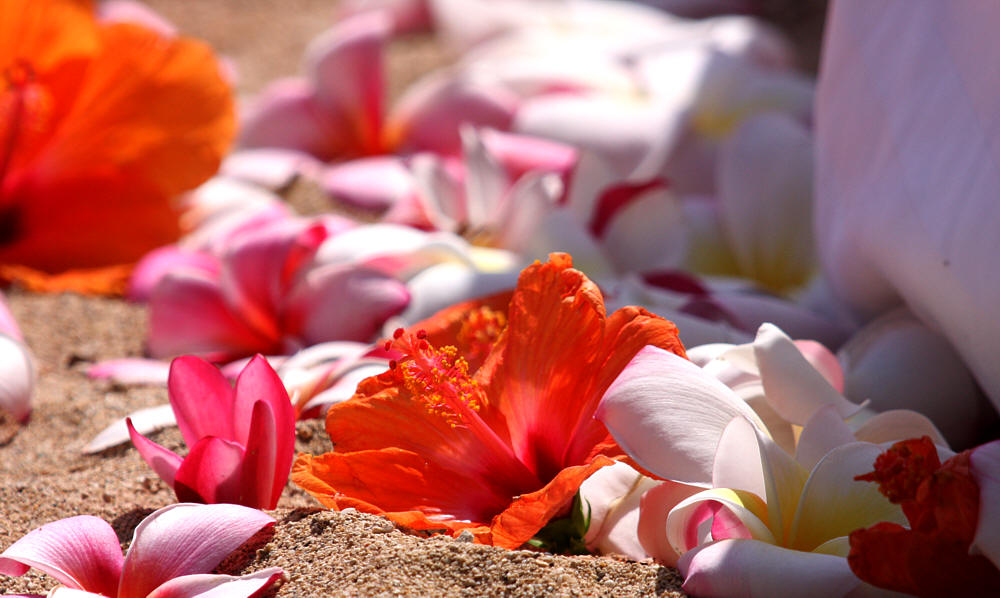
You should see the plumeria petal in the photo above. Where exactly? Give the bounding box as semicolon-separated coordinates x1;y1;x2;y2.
0;333;34;423
145;569;286;598
794;405;856;472
237;79;337;158
788;443;905;554
173;437;246;505
0;292;23;340
85;404;175;455
677;539;863;598
596;346;766;485
851;409;948;449
636;479;703;566
168;357;236;446
219;148;317;191
118;504;275;598
668;488;774;555
0;516;123;596
753;323;860;425
580;462;660;560
87;358;171;386
320;156;418;214
970;440;1000;568
126;418;184;487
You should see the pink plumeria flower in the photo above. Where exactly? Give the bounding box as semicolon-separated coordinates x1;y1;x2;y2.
0;503;283;598
239;12;515;162
0;291;33;424
127;355;295;510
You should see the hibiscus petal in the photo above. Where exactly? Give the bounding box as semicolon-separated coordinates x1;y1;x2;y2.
118;504;275;598
970;439;1000;568
168;356;237;446
596;345;765;485
0;515;123;596
0;333;34;423
126;417;183;487
144;569;286;598
789;442;905;554
678;538;862;598
172;436;246;505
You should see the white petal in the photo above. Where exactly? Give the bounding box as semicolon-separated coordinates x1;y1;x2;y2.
83;404;177;455
0;334;34;423
970;439;1000;569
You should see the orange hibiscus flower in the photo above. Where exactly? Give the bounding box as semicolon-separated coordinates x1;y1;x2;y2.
0;0;234;294
293;253;686;548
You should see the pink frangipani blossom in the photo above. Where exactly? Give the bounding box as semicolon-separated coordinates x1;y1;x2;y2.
0;503;283;598
128;355;295;510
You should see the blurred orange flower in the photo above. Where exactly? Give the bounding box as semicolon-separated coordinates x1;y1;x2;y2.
0;0;234;293
293;253;687;548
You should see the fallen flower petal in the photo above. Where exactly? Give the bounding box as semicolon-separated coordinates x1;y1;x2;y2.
293;253;686;548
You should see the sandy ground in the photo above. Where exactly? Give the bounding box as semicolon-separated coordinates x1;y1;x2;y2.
0;1;697;595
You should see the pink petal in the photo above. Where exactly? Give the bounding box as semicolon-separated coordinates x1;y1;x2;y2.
238;79;343;160
87;358;171;386
579;463;659;560
595;345;766;485
793;340;844;393
172;437;246;505
119;504;275;598
678;539;862;598
0;516;123;596
0;334;34;423
477;128;578;191
816;1;1000;415
388;73;518;156
319;156;418;214
84;404;176;454
127;418;183;487
147;270;277;361
307;13;390;155
145;569;286;598
971;439;1000;569
338;0;432;34
168;356;237;446
283;265;410;346
637;480;703;566
231;355;291;446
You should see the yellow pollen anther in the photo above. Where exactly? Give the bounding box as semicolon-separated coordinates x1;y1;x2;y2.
388;331;484;426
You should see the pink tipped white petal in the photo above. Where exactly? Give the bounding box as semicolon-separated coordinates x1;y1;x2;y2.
238;79;340;159
794;405;855;472
0;334;34;423
596;345;767;485
0;292;23;340
84;404;176;455
677;539;862;598
320;157;418;214
144;568;286;598
637;480;704;566
579;462;659;560
753;323;860;425
118;504;275;598
850;409;949;449
88;358;171;386
0;516;123;596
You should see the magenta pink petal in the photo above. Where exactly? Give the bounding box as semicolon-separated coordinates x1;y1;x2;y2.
168;356;237;446
283;264;410;345
148;270;277;361
338;0;432;34
239;400;292;510
127;418;183;488
145;569;286;598
0;515;123;596
230;354;292;449
477;128;579;191
319;157;418;213
172;436;246;505
118;504;275;598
